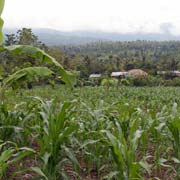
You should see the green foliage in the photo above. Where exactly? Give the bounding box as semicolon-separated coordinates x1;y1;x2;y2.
3;45;76;87
127;76;164;86
5;28;45;48
101;78;118;87
0;45;76;97
1;86;180;179
0;140;35;179
2;2;180;179
167;103;180;159
0;1;75;102
58;41;180;80
5;34;17;46
17;28;41;46
120;78;130;86
32;99;79;179
0;102;24;141
0;0;4;45
3;67;53;89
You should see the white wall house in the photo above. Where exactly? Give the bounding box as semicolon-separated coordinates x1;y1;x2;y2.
89;74;102;78
111;72;128;77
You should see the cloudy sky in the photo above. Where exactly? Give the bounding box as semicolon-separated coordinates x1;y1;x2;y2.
3;0;180;34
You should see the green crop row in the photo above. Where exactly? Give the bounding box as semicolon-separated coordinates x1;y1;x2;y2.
0;86;180;179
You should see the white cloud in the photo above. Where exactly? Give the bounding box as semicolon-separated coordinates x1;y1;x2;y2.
3;0;180;34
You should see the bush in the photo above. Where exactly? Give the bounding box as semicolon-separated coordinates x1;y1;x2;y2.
101;78;118;87
164;77;180;86
127;76;165;86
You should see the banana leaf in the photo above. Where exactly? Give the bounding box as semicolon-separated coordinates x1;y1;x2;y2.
1;45;76;86
0;0;5;45
3;67;53;88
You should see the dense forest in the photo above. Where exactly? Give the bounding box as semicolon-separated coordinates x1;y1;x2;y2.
58;41;180;75
3;28;180;83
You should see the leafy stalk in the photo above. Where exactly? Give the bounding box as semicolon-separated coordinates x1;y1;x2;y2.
0;0;5;45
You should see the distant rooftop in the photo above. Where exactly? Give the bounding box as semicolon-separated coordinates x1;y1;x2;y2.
111;72;128;77
89;74;102;78
157;71;180;76
128;69;148;76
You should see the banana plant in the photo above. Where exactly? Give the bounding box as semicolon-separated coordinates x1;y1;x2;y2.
2;45;76;87
0;0;75;99
0;66;53;99
0;0;4;46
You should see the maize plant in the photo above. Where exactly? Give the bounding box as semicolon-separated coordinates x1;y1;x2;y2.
31;98;79;180
0;140;35;179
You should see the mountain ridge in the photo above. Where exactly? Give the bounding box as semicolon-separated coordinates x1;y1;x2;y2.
3;28;180;45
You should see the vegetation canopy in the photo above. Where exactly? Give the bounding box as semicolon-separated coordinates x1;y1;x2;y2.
1;0;180;180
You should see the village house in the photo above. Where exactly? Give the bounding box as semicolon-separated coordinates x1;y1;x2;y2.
111;72;128;78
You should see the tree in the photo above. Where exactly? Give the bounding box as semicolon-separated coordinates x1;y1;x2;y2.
5;34;17;46
0;0;75;98
17;28;41;46
5;28;48;50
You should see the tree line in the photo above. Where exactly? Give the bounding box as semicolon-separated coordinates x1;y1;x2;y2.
57;41;180;78
3;28;180;82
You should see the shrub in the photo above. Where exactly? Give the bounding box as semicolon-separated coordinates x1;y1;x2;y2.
127;76;165;86
101;78;118;87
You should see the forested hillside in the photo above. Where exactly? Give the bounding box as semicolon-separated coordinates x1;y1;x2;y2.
58;41;180;76
3;28;180;81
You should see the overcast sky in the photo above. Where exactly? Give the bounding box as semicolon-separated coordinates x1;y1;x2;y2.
3;0;180;34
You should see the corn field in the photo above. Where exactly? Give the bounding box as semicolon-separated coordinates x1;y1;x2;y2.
0;86;179;180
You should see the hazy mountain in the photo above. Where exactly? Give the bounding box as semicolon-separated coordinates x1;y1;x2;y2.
3;28;180;46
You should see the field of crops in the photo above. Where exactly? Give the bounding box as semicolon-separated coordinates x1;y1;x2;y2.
1;86;180;180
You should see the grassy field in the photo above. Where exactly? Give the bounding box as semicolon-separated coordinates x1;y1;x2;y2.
1;86;180;179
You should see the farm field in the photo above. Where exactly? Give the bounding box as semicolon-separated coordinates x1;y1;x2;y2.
2;0;180;179
1;85;180;180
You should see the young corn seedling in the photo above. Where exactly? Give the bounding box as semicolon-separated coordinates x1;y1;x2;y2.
0;140;35;179
166;103;180;177
31;98;79;180
167;103;180;159
77;100;114;177
101;117;150;180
